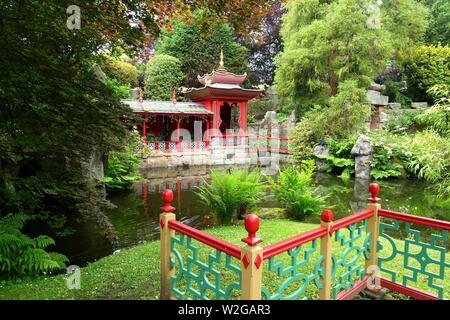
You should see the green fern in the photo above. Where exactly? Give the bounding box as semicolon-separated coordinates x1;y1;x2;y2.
0;214;68;279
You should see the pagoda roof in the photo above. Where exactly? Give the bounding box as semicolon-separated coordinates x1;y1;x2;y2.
184;83;263;101
198;68;247;86
122;99;212;115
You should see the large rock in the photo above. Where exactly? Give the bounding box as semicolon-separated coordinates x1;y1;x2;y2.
351;135;373;180
411;102;428;109
313;143;329;173
351;135;373;156
388;103;401;111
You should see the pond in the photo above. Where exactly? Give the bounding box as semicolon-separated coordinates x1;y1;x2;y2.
52;167;449;266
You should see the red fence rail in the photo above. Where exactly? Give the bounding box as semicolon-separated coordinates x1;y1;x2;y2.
379;209;450;230
263;226;327;260
168;220;241;259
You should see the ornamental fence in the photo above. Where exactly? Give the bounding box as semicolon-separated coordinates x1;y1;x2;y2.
159;184;449;300
144;136;289;153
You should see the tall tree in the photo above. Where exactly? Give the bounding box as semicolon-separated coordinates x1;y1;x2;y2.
243;1;285;85
0;1;153;235
274;0;428;109
156;8;248;88
146;0;276;38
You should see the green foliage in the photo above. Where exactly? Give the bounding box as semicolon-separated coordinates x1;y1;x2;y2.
402;44;450;102
290;81;370;162
385;109;422;134
275;0;427;109
100;55;138;87
382;80;412;107
421;0;450;45
106;78;131;99
403;130;450;182
416;84;450;136
0;214;68;279
0;1;148;235
156;8;248;88
196;168;265;225
102;132;141;191
248;98;279;121
144;54;184;100
270;161;326;220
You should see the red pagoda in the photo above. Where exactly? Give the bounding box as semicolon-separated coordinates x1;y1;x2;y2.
123;52;264;152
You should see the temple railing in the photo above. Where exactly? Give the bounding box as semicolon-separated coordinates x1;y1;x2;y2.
144;140;208;152
159;184;449;300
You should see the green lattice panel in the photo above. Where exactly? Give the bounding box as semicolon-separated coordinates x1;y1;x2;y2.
261;239;324;300
280;140;289;149
331;219;371;299
378;219;450;299
170;233;242;300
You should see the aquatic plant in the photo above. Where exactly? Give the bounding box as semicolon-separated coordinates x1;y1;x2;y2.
270;161;326;221
196;168;265;225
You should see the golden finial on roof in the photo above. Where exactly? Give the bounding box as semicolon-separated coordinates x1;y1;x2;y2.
219;49;225;69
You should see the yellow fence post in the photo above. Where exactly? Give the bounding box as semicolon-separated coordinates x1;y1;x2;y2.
365;183;381;289
160;189;176;300
240;214;263;300
319;209;334;300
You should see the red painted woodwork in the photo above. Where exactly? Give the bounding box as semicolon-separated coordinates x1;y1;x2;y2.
242;214;262;246
332;209;375;232
378;209;450;230
369;183;380;203
168;220;241;259
160;189;176;212
379;278;440;300
321;209;334;222
242;253;250;269
254;254;262;269
263;227;327;260
336;277;368;300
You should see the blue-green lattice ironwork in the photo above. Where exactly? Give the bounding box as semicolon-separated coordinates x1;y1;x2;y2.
378;220;449;299
249;139;269;148
170;233;241;300
331;220;371;299
261;239;324;300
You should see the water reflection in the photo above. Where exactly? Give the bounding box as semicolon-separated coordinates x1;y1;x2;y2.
58;169;449;266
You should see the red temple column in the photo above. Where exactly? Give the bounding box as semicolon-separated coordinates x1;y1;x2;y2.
142;115;147;145
177;116;181;152
239;102;248;133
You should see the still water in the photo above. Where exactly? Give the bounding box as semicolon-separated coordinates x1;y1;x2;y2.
53;168;449;266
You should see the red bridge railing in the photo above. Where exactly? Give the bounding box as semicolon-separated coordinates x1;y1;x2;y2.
159;184;449;300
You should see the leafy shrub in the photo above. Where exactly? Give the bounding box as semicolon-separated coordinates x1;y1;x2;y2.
196;168;265;225
106;78;131;99
290;80;370;162
0;214;68;279
382;80;412;107
403;130;450;182
270;161;326;220
385;109;422;134
144;54;184;100
102;132;141;191
100;55;138;87
416;84;450;136
402;43;450;102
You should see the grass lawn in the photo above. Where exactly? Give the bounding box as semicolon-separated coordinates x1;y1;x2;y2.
0;218;447;300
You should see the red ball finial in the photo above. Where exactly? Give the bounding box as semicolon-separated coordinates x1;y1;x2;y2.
369;183;381;203
241;214;262;246
321;209;334;222
160;189;176;212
